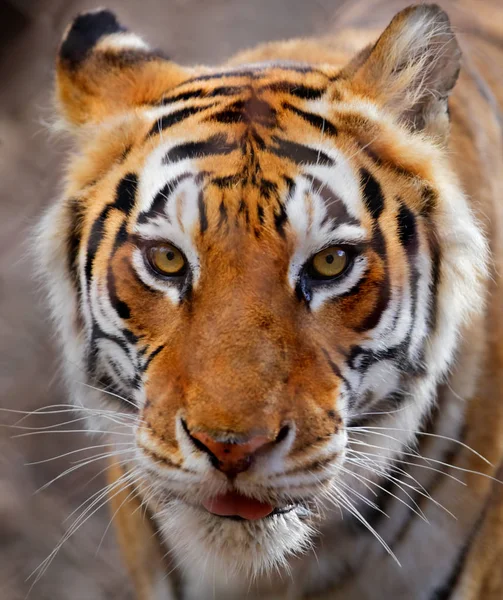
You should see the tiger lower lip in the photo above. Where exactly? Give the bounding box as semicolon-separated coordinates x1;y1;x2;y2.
211;504;298;520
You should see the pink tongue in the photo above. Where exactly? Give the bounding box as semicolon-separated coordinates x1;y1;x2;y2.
202;492;275;520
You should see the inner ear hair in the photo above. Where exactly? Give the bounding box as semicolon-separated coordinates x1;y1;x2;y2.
350;3;461;140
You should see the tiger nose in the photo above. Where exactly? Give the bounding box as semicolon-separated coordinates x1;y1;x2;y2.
190;431;271;476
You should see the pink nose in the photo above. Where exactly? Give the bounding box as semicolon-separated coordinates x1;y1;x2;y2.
190;431;271;476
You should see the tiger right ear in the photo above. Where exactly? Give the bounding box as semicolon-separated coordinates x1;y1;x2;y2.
56;10;189;128
347;4;461;141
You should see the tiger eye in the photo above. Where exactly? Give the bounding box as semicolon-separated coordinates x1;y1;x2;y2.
148;244;186;276
311;247;348;279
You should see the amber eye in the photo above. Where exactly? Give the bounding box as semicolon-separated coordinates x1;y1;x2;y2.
147;244;186;276
310;246;349;279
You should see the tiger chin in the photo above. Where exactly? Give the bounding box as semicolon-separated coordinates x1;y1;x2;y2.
38;2;503;599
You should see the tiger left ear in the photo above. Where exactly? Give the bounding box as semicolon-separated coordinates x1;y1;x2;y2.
56;10;188;129
348;3;461;141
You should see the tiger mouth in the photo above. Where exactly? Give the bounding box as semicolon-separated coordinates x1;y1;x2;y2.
199;491;313;521
216;503;299;521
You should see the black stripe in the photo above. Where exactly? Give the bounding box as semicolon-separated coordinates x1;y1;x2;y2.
107;268;131;319
257;204;265;225
218;201;228;228
261;82;326;100
161;89;205;104
67;198;84;293
427;231;442;332
114;174;138;214
259;64;320;75
321;348;342;379
252;130;266;149
212;109;244;124
184;70;258;84
259;179;278;199
284;102;338;136
360;168;384;220
396;200;417;251
359;145;414;179
138;172;192;224
208;85;246;97
355;226;389;332
305;175;358;226
212;175;241;188
147;106;207;136
85;205;113;284
112;222;128;252
295;276;313;304
142;344;165;372
87;321;133;376
271;136;334;166
198;190;208;234
161;85;243;105
119;144;132;163
163;133;237;163
107;220;133;321
274;202;288;237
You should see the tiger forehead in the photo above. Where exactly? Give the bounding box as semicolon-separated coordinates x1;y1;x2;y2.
159;64;338;104
133;68;353;224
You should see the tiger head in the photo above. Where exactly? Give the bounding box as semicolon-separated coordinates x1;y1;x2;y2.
40;4;488;582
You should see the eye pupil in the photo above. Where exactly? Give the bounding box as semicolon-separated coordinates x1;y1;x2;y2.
147;244;186;276
310;246;350;280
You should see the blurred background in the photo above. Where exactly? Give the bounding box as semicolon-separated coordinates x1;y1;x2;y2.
0;0;497;599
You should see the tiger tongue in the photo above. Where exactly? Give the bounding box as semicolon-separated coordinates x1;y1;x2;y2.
202;492;275;520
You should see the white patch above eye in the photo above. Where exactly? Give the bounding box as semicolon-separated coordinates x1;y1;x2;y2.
137;138;196;216
303;157;364;222
134;144;202;290
286;157;369;309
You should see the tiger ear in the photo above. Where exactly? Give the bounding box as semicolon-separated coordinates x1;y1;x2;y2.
348;4;461;140
56;10;188;128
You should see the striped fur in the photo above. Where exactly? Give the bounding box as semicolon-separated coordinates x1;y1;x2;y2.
38;3;503;599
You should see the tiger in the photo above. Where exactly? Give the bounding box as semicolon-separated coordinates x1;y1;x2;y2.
37;1;503;599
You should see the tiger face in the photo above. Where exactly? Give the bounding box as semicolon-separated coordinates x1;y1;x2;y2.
40;4;487;582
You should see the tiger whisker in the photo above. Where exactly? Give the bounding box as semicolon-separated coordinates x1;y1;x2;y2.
323;487;400;566
346;446;466;486
28;466;142;587
336;479;390;518
6;413;136;432
346;437;500;484
337;462;429;523
78;381;140;412
35;448;136;494
63;456;138;524
25;442;133;465
12;428;134;439
347;426;492;465
95;485;140;557
344;457;455;520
